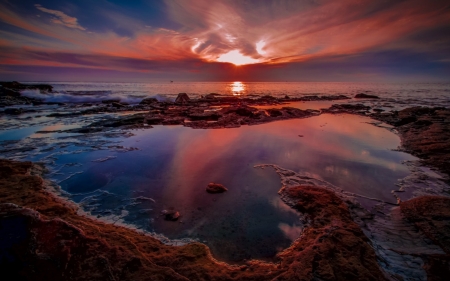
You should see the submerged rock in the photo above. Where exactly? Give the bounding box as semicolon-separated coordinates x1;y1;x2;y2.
206;182;228;193
161;210;181;221
139;97;158;104
354;93;379;99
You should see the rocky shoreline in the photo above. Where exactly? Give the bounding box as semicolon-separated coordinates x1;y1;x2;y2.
1;82;450;279
0;159;387;281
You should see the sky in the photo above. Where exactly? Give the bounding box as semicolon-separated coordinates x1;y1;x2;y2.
0;0;449;82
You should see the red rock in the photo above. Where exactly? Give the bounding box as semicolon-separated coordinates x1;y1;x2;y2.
206;183;228;193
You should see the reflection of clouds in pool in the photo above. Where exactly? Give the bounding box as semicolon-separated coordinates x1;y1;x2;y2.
325;165;350;176
278;222;303;242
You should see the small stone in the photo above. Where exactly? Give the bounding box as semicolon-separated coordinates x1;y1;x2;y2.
206;182;228;193
161;210;180;221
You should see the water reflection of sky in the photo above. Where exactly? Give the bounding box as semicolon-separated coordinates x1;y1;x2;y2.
53;114;415;262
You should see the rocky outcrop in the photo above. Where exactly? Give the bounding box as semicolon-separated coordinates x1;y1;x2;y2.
401;196;450;254
139;98;158;105
275;185;387;280
175;93;190;103
400;196;450;280
0;81;53;92
354;93;379;99
373;107;450;176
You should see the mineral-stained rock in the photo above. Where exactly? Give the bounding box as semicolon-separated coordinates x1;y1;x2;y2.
354;93;379;99
175;93;190;103
206;183;228;193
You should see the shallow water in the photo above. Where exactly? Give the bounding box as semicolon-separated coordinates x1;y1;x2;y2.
19;113;410;262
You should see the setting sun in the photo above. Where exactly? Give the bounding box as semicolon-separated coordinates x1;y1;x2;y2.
216;50;260;66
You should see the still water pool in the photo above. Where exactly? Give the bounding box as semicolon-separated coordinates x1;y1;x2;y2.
52;113;415;262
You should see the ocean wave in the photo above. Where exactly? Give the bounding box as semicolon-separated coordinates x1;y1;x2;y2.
20;89;173;104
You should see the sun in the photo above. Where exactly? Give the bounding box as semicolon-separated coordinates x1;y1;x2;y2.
216;50;260;66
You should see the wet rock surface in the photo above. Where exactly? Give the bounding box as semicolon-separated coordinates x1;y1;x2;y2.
400;196;450;280
373;107;450;176
401;196;450;254
276;185;388;280
0;81;53;107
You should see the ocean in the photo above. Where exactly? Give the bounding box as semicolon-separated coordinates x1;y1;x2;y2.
20;81;450;108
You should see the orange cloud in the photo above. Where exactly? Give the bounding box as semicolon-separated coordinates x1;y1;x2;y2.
0;0;449;72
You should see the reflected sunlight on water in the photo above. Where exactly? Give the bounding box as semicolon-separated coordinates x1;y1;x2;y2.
230;81;245;95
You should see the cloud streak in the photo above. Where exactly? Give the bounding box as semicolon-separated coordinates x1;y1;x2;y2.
35;4;85;30
0;0;448;81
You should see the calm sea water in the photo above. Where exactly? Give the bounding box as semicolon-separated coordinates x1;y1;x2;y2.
21;81;450;108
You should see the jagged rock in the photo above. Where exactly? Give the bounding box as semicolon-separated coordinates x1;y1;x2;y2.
205;93;220;99
111;102;126;108
140;98;158;105
267;109;282;117
0;81;53;92
4;108;23;115
354;93;379;99
102;99;121;104
206;183;228;193
0;86;20;97
175;93;190;103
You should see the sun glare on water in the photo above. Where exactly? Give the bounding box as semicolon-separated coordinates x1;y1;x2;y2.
231;81;245;95
217;50;260;66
